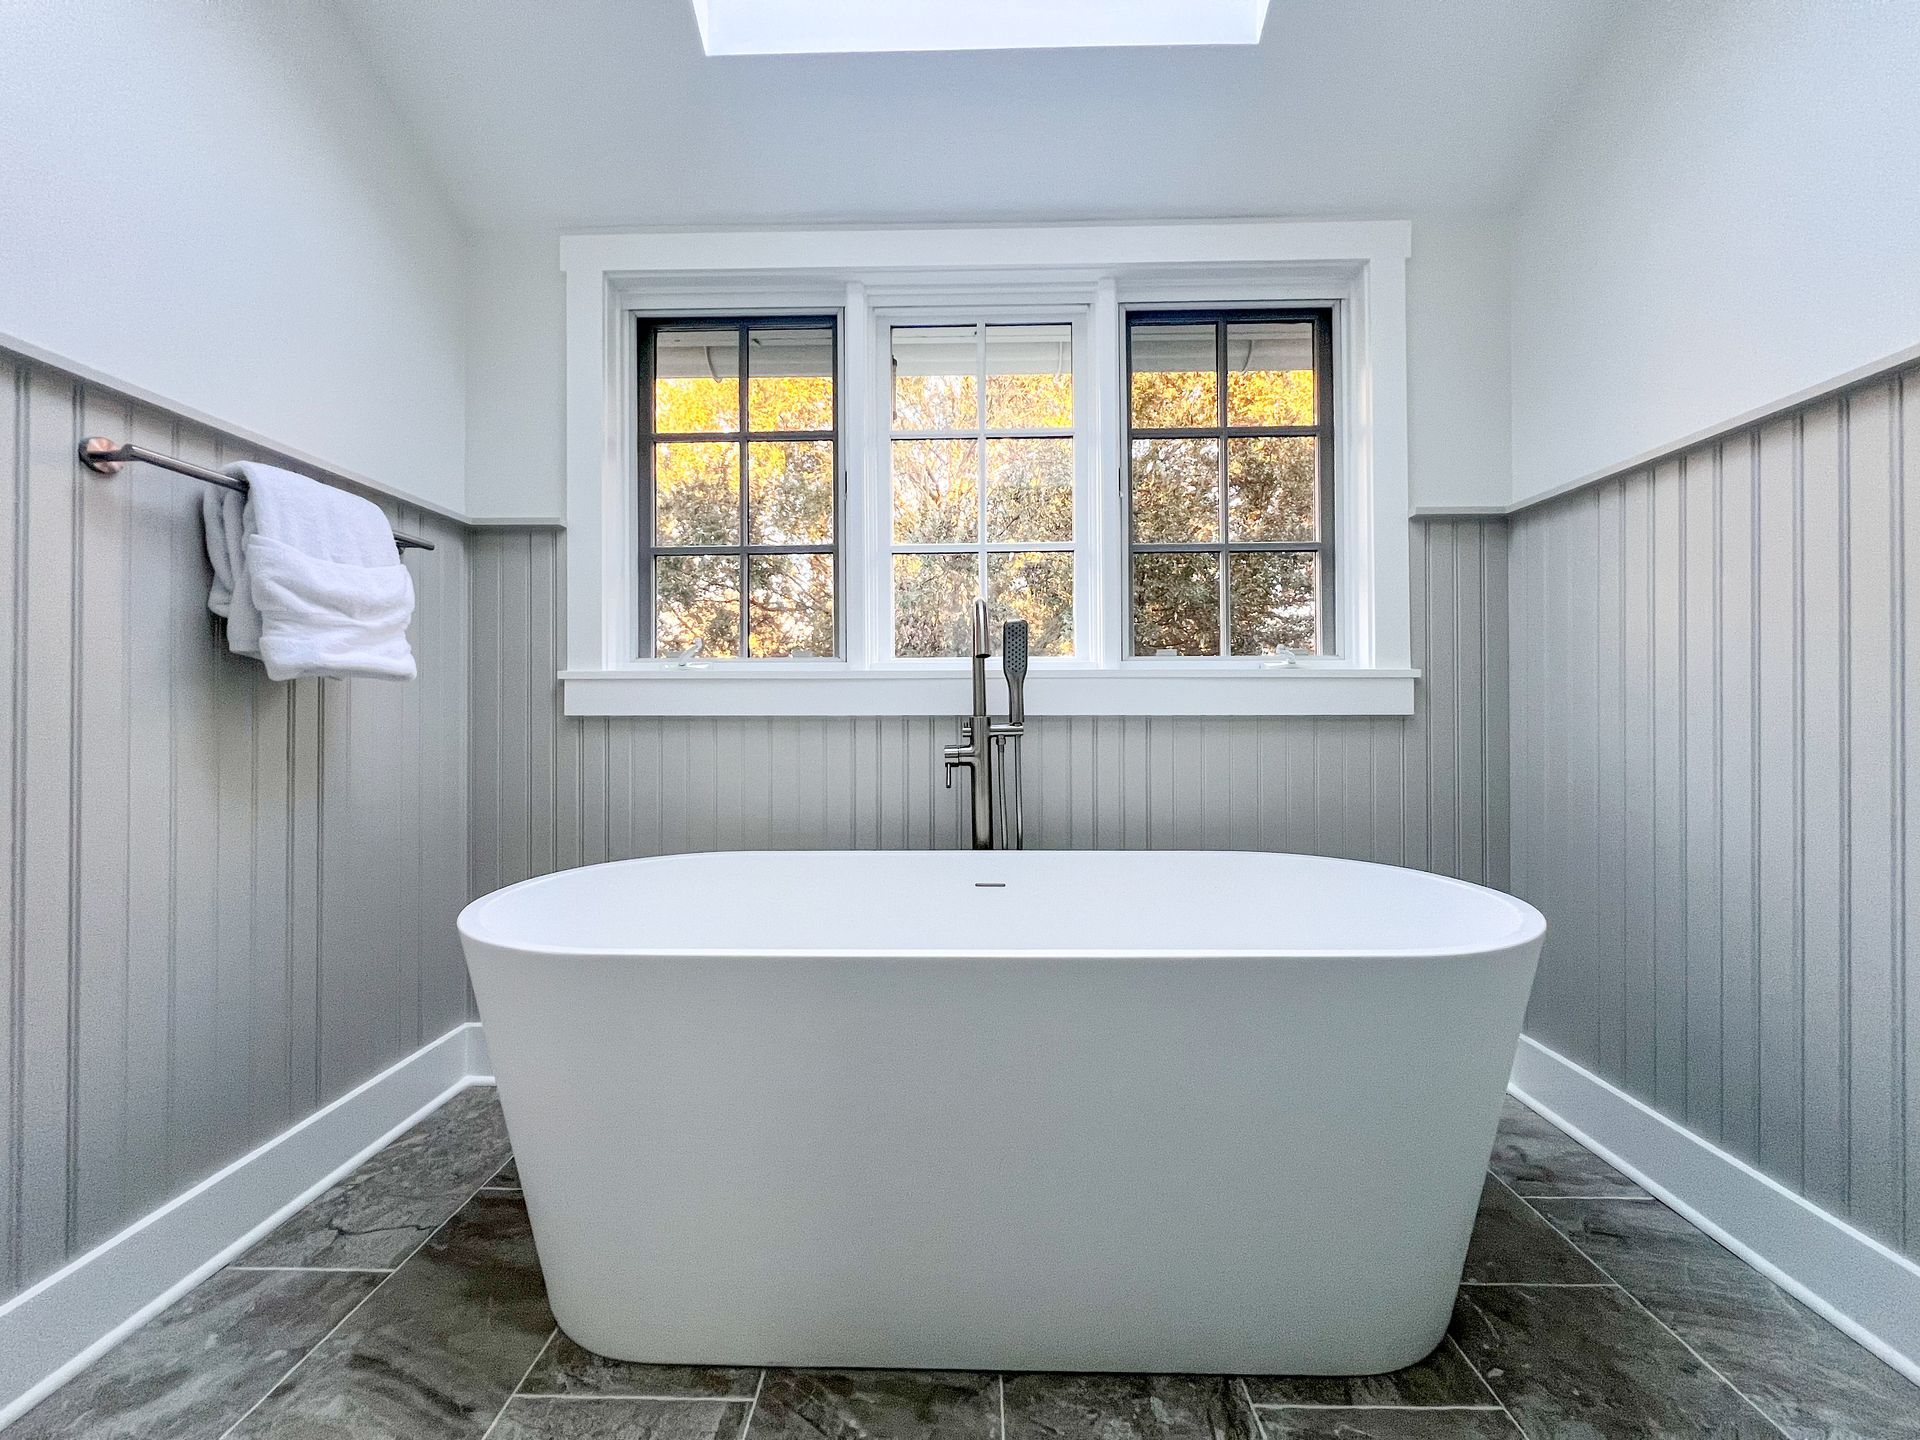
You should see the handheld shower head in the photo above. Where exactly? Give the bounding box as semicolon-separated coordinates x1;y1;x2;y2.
1001;619;1029;726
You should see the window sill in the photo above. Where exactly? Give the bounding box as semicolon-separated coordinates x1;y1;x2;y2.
559;665;1419;718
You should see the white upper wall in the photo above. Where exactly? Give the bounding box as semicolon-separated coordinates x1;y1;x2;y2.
0;1;470;513
1510;0;1920;505
463;216;1510;521
1406;218;1512;515
467;233;566;520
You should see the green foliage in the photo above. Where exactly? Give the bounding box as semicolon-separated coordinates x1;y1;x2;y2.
652;367;836;658
988;551;1073;656
1132;438;1220;542
655;442;739;547
1227;368;1315;427
647;324;1325;663
656;554;740;658
1227;437;1316;542
1229;553;1316;654
986;439;1072;543
890;346;1075;657
892;440;978;545
1131;368;1217;428
986;371;1072;429
1133;552;1220;656
749;554;833;658
749;440;833;546
1129;350;1322;655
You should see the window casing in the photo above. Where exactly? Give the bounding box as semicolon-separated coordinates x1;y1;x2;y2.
563;222;1415;717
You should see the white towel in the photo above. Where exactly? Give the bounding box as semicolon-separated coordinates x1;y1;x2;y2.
202;462;417;682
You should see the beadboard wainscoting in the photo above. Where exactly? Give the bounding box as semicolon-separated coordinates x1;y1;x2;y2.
468;517;1510;891
1510;358;1920;1262
0;346;473;1308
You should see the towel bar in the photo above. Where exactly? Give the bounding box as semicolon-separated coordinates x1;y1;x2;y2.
77;437;436;552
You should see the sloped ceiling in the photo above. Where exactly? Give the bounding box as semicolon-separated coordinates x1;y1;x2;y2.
332;0;1620;231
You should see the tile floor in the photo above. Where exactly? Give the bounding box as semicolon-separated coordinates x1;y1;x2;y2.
12;1088;1919;1439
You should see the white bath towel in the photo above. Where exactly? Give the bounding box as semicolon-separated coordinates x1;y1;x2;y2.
202;462;417;682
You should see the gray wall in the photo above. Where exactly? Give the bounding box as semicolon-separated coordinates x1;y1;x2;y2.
468;517;1509;890
0;348;472;1303
1510;360;1920;1257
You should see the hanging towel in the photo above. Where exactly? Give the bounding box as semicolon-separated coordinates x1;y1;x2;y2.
202;462;417;682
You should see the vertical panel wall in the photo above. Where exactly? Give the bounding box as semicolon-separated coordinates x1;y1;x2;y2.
1510;359;1920;1260
468;518;1509;894
0;347;471;1303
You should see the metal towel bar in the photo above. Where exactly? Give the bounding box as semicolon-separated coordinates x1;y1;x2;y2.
77;437;436;552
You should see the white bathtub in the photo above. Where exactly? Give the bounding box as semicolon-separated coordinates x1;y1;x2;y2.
459;850;1544;1375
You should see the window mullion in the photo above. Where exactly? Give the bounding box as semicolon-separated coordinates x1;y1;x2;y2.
737;325;751;658
975;323;989;610
1215;319;1230;656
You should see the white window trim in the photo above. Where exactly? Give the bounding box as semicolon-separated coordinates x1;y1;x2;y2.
561;220;1415;717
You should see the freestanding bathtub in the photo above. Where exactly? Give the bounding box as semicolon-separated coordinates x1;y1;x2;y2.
459;849;1544;1375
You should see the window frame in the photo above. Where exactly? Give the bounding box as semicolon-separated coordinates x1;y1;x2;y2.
871;306;1097;667
636;314;842;661
1124;307;1336;659
561;222;1415;717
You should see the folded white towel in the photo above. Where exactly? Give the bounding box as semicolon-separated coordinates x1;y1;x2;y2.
202;462;417;682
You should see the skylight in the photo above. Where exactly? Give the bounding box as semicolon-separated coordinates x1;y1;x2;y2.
689;0;1273;56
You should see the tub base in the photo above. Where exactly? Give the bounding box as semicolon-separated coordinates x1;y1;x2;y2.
478;946;1534;1375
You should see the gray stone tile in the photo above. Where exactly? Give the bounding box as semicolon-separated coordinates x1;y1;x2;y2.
1450;1283;1779;1437
230;1192;553;1439
750;1369;999;1440
521;1333;760;1398
487;1157;521;1190
1256;1411;1519;1439
239;1085;512;1269
1460;1176;1609;1285
1002;1373;1256;1440
1244;1339;1494;1408
7;1267;377;1440
1536;1197;1920;1439
491;1396;751;1440
1488;1097;1646;1198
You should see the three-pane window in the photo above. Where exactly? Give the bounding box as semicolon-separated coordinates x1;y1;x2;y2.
1126;311;1332;656
889;323;1076;658
640;318;838;658
635;307;1334;665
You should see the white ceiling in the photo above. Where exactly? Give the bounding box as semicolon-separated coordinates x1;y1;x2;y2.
333;0;1621;233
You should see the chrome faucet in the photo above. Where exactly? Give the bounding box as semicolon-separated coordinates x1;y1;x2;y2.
943;599;1028;849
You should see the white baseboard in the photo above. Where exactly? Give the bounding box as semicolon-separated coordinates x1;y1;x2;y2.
0;1021;487;1427
10;1024;1913;1426
1510;1033;1920;1386
464;1021;493;1082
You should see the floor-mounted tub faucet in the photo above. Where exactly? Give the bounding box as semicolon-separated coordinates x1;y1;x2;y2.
943;599;1028;849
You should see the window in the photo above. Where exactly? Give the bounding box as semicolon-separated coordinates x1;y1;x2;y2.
691;0;1271;55
1127;311;1332;657
889;324;1075;658
639;318;838;658
565;222;1414;717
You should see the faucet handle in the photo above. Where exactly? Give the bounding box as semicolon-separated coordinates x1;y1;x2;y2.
1001;619;1028;725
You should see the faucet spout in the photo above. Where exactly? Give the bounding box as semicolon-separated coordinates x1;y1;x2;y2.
968;598;990;721
969;597;991;657
944;602;1029;850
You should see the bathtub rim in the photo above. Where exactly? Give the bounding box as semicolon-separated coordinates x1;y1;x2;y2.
459;849;1546;963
